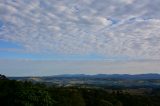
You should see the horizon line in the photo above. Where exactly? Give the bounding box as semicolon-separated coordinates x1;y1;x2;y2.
6;73;160;77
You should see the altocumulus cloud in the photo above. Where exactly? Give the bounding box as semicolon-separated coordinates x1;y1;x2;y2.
0;0;160;59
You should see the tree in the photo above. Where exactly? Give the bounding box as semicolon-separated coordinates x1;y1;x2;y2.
0;74;8;80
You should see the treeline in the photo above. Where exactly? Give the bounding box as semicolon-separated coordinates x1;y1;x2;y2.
0;74;160;106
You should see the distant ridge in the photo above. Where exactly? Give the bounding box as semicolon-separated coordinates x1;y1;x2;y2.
9;73;160;80
52;73;160;79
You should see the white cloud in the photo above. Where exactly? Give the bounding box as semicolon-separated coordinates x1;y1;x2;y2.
120;0;135;4
0;0;160;59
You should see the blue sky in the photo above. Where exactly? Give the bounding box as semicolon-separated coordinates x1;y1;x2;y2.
0;0;160;76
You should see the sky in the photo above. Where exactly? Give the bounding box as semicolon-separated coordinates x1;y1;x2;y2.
0;0;160;76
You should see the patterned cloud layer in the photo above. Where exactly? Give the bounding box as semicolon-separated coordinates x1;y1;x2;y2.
0;0;160;59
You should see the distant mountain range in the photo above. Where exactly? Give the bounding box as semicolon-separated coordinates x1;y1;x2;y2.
9;73;160;80
52;73;160;79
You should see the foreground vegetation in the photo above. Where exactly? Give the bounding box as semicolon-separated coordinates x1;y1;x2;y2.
0;74;160;106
